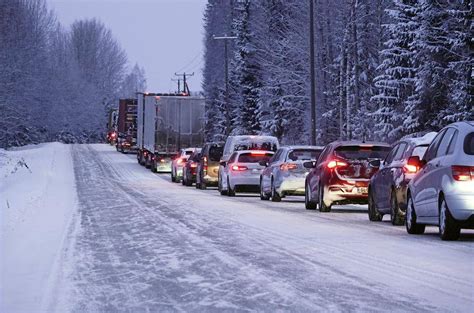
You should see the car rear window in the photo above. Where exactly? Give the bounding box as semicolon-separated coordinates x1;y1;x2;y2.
411;145;429;159
238;152;273;163
209;146;224;161
288;149;322;161
185;150;193;155
334;145;390;160
464;132;474;155
234;142;278;152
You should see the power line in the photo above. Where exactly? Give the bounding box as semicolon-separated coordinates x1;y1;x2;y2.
175;49;203;74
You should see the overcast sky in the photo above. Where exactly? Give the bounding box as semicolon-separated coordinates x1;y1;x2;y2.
48;0;207;93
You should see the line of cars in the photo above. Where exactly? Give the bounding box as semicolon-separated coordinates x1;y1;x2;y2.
133;121;474;241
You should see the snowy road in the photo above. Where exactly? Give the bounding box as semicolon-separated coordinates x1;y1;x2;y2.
60;144;473;312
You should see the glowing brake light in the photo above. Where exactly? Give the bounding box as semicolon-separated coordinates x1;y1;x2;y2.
452;166;474;181
327;160;348;169
160;158;165;163
190;163;198;168
250;151;267;155
403;164;418;174
231;165;248;171
203;156;208;172
280;163;298;171
177;158;183;165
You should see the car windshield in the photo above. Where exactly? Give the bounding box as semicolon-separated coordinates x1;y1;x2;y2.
234;142;278;152
335;145;390;160
209;146;224;161
464;132;474;155
238;152;273;163
411;145;429;159
288;149;322;161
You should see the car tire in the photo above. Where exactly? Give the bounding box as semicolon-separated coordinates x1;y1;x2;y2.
271;178;281;202
368;188;383;221
151;160;157;173
185;175;193;186
260;178;270;200
171;169;176;182
227;177;235;197
200;181;207;190
439;197;460;241
406;195;425;235
318;185;331;212
390;190;404;226
218;174;227;196
305;182;317;210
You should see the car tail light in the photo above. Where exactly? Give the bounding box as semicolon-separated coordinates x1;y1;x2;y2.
327;159;348;169
452;165;474;181
231;165;248;171
160;158;165;163
190;163;198;168
203;156;208;173
143;151;148;157
177;158;183;165
151;155;156;161
280;163;298;171
250;151;267;155
403;164;419;174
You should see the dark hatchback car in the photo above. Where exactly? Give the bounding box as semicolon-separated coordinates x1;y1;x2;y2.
304;141;391;211
182;149;202;186
368;133;436;225
196;142;224;189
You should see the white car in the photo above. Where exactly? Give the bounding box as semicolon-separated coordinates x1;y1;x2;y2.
171;148;198;182
218;135;279;195
220;150;274;196
406;121;474;240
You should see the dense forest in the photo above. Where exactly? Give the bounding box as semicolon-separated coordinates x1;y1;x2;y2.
0;0;146;148
203;0;473;145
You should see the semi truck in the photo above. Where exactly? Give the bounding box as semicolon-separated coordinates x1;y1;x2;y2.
116;99;138;153
136;93;205;172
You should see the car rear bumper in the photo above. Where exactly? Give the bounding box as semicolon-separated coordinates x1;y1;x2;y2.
156;164;172;172
327;187;368;204
278;177;306;196
230;175;260;190
445;194;474;222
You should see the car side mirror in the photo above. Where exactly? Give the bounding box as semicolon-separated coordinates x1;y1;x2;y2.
369;159;381;168
220;161;227;167
303;161;316;169
258;160;268;167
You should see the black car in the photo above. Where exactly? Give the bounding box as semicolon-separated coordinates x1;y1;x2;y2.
368;133;436;225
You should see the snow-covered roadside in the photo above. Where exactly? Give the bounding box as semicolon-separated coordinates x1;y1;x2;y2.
0;143;77;313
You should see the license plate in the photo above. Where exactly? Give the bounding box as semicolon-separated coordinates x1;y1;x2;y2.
357;187;368;194
252;169;260;174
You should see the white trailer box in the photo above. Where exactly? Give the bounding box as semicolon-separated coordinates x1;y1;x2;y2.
142;95;205;154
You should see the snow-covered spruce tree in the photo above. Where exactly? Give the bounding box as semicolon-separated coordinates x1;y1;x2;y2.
202;0;234;141
120;64;147;98
230;0;262;136
371;0;419;141
408;0;473;132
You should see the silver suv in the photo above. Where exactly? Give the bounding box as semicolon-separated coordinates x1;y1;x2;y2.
406;121;474;240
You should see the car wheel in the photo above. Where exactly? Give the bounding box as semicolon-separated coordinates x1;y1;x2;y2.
227;177;235;197
218;173;227;196
368;188;383;221
318;185;331;212
390;190;404;225
260;178;270;200
439;197;460;241
200;181;207;190
271;178;281;202
171;169;176;182
151;160;157;173
406;195;425;235
185;174;193;186
305;182;317;210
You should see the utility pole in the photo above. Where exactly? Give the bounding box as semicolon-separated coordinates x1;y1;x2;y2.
171;78;181;94
309;0;317;145
213;35;237;136
174;72;194;95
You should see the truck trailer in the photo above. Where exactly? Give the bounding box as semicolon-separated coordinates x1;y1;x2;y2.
136;93;205;172
116;98;138;153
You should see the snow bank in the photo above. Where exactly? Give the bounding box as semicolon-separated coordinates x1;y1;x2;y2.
0;143;77;313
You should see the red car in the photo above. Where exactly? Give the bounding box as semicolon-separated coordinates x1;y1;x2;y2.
304;141;391;211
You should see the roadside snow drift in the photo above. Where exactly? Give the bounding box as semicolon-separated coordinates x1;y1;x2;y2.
0;143;77;313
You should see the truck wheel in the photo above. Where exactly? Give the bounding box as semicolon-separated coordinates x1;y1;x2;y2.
318;185;331;212
406;195;425;235
439;198;460;241
368;189;383;221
